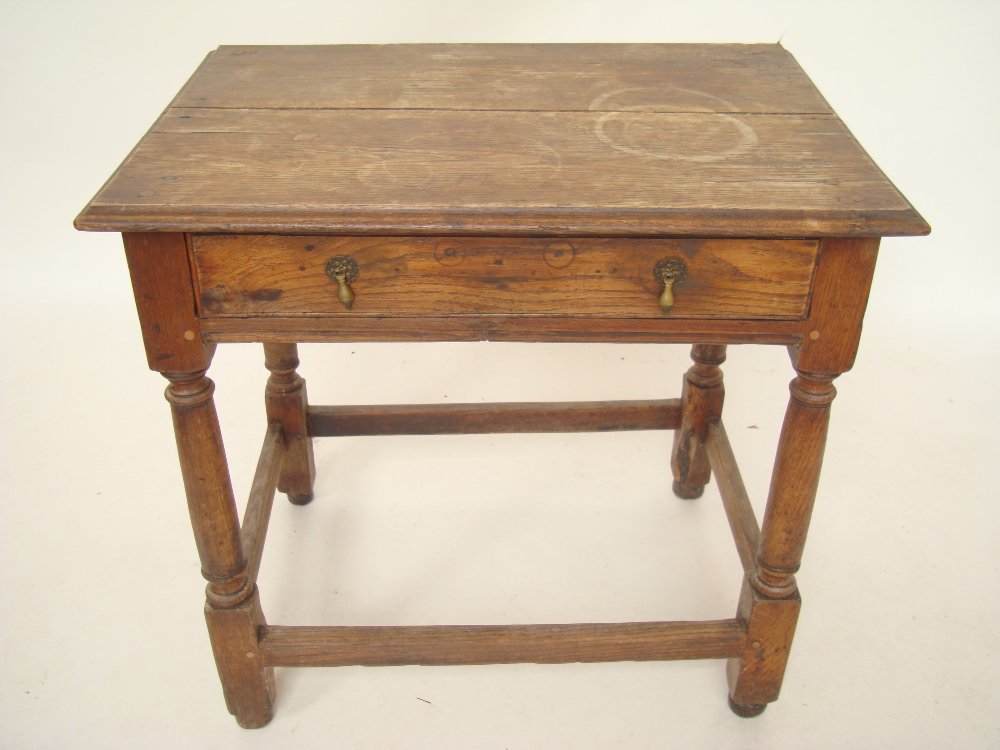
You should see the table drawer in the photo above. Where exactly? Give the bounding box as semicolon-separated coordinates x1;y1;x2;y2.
192;236;819;319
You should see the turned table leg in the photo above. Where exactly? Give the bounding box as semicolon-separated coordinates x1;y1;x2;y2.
165;370;276;728
264;343;316;505
671;344;727;499
726;369;837;716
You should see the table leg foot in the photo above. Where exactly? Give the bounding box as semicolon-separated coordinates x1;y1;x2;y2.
726;578;801;714
728;695;766;718
671;479;704;499
205;588;275;729
725;367;835;714
164;368;274;727
287;492;314;506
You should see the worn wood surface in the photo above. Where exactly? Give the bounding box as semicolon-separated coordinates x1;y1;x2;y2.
263;343;315;505
200;314;806;345
671;344;727;498
258;620;747;667
166;367;273;727
240;423;284;585
752;372;837;599
791;237;880;375
307;399;681;436
706;420;761;574
122;233;206;373
74;43;930;727
75;45;928;237
192;236;818;319
205;590;276;729
727;578;801;711
723;368;836;715
164;371;252;608
174;44;834;112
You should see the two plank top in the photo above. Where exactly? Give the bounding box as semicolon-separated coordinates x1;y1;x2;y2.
75;44;928;237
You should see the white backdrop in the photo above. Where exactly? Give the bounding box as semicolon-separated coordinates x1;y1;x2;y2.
1;1;998;747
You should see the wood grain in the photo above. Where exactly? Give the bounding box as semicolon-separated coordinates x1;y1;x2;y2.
164;371;251;608
175;44;833;112
167;369;274;727
192;236;819;319
792;237;881;375
706;419;761;574
75;44;928;237
752;372;837;599
727;577;801;709
307;399;681;436
204;590;275;729
240;423;284;585
199;314;806;345
74;44;931;726
263;343;315;505
78;107;927;236
122;233;206;373
671;344;727;498
258;620;747;667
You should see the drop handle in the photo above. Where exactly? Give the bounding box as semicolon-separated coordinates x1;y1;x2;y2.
654;259;687;313
324;255;360;310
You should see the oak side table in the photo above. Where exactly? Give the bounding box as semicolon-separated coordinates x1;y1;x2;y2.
75;44;928;728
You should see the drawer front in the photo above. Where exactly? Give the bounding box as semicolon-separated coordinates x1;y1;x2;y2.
192;236;818;319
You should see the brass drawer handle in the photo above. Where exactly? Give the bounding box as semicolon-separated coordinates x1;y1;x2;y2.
654;259;687;313
325;255;359;309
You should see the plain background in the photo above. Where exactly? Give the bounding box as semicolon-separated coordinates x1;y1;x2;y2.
1;1;998;747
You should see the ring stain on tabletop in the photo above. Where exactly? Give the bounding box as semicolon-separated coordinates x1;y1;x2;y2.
590;87;758;163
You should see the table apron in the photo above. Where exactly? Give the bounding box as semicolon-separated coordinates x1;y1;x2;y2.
199;314;806;345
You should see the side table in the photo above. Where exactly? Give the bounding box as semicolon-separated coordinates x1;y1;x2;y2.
75;43;928;727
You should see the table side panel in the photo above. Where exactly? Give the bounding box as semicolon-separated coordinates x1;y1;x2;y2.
191;236;820;320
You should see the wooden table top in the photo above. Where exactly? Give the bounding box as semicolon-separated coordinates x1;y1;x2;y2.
75;44;928;237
